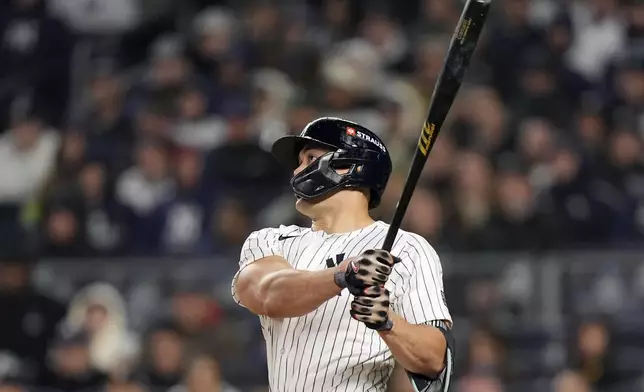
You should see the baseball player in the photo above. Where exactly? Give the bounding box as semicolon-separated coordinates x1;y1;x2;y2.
232;117;454;392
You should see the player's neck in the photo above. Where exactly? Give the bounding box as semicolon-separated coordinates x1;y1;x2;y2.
310;210;375;235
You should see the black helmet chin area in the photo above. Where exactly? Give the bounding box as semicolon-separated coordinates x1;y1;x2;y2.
291;149;380;202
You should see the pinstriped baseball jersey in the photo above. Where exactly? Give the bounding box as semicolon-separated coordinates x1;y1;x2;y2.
231;221;452;392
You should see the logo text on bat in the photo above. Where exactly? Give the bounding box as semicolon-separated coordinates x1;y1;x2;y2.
457;18;472;43
418;122;436;156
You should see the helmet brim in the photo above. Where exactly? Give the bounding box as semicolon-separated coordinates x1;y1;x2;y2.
271;135;338;170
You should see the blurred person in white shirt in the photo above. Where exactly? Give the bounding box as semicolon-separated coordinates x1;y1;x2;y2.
0;116;59;204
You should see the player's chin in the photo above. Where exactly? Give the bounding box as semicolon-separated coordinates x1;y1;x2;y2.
295;196;312;211
295;195;323;212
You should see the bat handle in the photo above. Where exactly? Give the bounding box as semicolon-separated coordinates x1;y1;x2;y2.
382;219;398;252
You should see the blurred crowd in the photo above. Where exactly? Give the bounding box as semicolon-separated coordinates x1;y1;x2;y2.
1;0;644;391
0;0;643;257
0;247;255;392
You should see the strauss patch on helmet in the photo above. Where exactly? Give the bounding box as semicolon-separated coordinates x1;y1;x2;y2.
355;131;387;153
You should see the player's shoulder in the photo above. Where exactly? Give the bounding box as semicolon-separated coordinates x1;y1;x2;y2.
245;225;311;241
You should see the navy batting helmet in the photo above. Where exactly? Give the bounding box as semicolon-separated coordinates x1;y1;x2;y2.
271;117;392;209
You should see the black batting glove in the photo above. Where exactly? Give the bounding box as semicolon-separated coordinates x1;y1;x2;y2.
350;285;393;331
334;249;401;296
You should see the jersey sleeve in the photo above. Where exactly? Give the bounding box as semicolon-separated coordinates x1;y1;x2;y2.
389;234;452;326
231;228;282;305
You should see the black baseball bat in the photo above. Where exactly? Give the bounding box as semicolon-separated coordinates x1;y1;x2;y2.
382;0;492;251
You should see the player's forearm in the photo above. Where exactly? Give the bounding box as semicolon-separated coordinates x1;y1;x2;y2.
378;313;447;377
258;267;342;318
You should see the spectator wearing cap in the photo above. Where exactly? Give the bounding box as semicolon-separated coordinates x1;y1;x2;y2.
61;283;140;381
43;329;107;391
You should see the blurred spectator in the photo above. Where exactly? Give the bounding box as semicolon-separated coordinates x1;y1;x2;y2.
42;330;107;391
126;35;191;121
443;151;496;251
61;283;140;380
483;0;543;100
487;172;552;250
75;163;126;255
553;370;592;392
0;117;59;204
49;132;87;193
104;381;149;392
137;321;184;390
457;375;504;392
450;86;509;158
116;141;175;253
0;0;74;128
189;7;238;78
413;0;461;36
42;161;126;257
172;87;228;151
41;203;84;257
161;150;210;254
403;187;444;243
463;327;508;380
0;246;65;384
209;198;252;256
569;319;619;389
50;0;140;36
567;0;626;83
168;355;240;392
168;282;243;368
78;72;135;173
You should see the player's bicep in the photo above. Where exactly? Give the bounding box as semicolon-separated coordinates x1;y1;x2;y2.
233;256;292;314
232;228;284;309
392;237;451;325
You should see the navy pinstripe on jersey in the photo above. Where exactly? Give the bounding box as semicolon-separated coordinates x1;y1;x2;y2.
231;221;452;392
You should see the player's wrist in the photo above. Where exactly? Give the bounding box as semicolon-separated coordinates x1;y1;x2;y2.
333;268;348;289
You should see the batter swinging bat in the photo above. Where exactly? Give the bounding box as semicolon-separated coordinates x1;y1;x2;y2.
382;0;492;252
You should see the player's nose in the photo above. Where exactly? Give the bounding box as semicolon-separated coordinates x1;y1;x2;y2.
293;163;305;177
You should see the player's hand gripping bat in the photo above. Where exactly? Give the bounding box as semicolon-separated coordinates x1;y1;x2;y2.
381;0;492;252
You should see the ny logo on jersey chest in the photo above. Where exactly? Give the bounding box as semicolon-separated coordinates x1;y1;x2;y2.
325;253;345;268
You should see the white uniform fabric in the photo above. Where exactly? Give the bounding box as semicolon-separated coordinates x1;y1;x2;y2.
231;221;452;392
